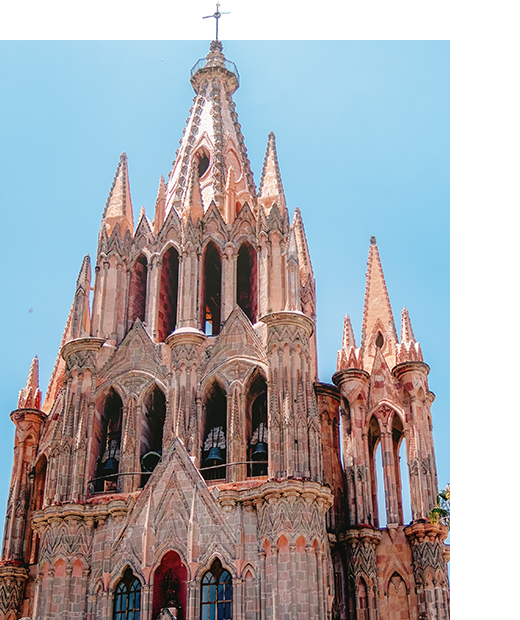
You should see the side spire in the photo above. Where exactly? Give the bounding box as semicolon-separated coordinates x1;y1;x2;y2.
361;236;398;369
153;175;166;234
396;306;424;363
71;255;91;339
101;153;134;237
258;132;286;213
18;356;41;410
337;314;363;370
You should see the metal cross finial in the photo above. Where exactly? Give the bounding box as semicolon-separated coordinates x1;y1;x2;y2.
203;3;230;41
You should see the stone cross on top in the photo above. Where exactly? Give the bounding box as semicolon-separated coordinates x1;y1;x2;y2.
203;3;230;41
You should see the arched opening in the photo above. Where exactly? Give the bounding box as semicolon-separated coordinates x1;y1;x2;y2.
113;567;141;620
94;388;123;493
152;551;188;620
367;416;383;528
158;247;180;341
201;559;232;620
392;414;411;525
201;383;227;481
236;242;257;323
197;148;210;179
28;454;47;564
202;242;222;335
247;374;268;478
388;572;410;620
140;386;166;487
127;254;148;331
358;577;369;620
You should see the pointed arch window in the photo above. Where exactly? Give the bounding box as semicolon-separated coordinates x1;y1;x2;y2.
367;416;383;527
201;383;227;481
113;568;141;620
202;242;222;335
158;247;180;341
201;559;232;620
95;388;123;493
247;374;268;478
236;242;257;323
140;386;166;486
127;254;148;331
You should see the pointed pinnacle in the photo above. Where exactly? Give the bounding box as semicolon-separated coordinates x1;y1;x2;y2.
18;356;41;409
258;131;286;211
361;236;397;347
153;175;166;235
102;152;134;237
400;306;416;343
182;161;204;223
76;255;91;291
342;314;357;350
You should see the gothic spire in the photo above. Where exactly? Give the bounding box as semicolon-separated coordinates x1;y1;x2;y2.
258;132;286;213
153;175;166;234
71;255;92;339
292;207;314;288
361;236;398;369
101;153;134;238
17;356;41;410
165;41;256;220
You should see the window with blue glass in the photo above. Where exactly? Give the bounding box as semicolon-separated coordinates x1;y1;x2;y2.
113;567;141;620
201;559;232;620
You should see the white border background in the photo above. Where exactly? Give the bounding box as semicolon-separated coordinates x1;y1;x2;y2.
2;0;518;617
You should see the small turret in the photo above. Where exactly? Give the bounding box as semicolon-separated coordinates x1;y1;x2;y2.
153;175;167;234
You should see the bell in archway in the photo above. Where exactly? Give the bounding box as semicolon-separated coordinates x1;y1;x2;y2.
141;449;162;473
252;442;267;461
204;446;224;466
102;457;119;477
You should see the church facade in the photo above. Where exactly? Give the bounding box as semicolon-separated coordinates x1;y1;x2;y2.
0;41;449;620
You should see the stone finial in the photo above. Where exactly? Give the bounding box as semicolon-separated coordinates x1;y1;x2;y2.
101;153;134;238
292;207;314;287
370;235;377;245
258;132;286;213
17;356;41;410
76;254;91;292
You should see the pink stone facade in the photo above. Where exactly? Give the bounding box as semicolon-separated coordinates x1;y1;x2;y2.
0;41;448;620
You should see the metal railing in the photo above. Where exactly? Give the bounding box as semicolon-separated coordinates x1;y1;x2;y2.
190;58;240;85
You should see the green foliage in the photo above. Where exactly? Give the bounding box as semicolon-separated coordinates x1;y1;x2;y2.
429;483;450;530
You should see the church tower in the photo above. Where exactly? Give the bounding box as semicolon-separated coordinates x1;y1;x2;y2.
0;42;448;620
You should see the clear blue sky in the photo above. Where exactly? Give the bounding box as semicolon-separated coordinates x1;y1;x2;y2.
0;39;449;528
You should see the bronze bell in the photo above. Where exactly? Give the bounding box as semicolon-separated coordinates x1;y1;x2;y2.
102;457;119;476
205;446;224;466
252;442;267;461
141;449;162;473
